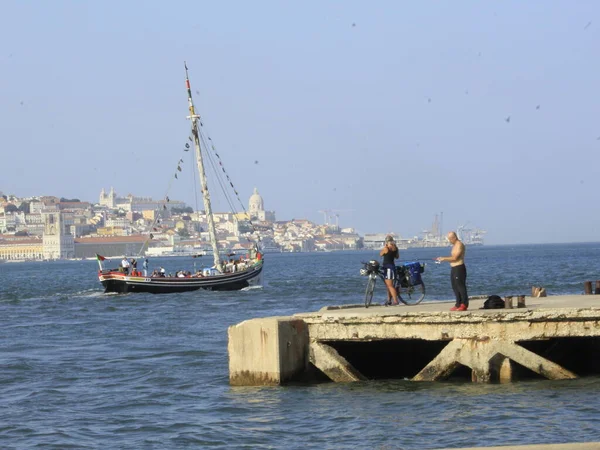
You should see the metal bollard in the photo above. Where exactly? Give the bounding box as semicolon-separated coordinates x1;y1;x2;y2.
595;281;600;295
584;281;593;295
504;296;513;309
517;295;526;308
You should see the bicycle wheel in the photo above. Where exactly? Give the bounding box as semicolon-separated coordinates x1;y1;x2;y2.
364;277;376;308
397;281;426;305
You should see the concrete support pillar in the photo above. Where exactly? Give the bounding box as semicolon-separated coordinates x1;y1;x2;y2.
228;317;309;386
490;355;514;383
413;340;464;381
498;341;577;380
309;341;367;382
498;357;514;383
414;338;577;383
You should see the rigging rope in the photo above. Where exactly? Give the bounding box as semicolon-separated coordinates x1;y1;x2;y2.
197;125;262;243
136;143;191;258
136;115;262;259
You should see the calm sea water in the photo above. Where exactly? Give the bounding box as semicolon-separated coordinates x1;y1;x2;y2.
1;243;600;449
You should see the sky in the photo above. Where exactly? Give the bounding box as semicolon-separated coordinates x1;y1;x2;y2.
1;1;599;245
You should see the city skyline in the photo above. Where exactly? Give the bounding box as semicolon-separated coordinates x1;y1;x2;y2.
1;1;599;245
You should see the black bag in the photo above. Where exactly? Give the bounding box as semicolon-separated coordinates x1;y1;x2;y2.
483;295;505;309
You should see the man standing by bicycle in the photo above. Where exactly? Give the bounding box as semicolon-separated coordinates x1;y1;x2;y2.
436;231;468;311
380;235;400;306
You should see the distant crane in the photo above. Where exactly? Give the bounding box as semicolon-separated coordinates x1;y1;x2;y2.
317;209;354;226
457;222;470;240
318;209;332;225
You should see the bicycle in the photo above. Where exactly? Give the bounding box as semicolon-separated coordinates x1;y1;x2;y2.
360;260;426;307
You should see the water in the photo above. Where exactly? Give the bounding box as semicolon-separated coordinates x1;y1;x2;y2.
1;243;600;449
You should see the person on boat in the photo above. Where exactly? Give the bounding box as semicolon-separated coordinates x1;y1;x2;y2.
131;258;137;275
159;267;166;277
436;231;468;311
380;235;400;306
121;257;131;275
227;258;237;273
143;258;149;276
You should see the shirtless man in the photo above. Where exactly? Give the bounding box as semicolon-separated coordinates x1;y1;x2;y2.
436;231;468;311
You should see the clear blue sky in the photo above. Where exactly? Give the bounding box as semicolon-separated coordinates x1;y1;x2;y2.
1;1;599;245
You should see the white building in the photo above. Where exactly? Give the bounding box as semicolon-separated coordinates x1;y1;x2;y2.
99;188;186;213
248;188;276;222
42;208;75;259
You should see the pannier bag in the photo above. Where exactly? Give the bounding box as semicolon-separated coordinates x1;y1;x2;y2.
395;265;409;287
403;262;423;286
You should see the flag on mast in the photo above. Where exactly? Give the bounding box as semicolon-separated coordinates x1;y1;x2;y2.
96;254;106;271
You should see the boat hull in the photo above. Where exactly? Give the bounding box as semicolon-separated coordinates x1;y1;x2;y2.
99;263;263;294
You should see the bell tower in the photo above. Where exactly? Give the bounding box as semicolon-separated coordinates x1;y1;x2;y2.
42;209;75;260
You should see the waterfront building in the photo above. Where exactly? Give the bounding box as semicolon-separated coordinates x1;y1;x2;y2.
0;235;43;260
363;233;398;249
42;208;75;260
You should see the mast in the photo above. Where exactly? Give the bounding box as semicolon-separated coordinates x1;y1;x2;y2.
185;62;221;270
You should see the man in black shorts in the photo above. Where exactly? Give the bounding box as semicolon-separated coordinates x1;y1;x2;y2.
436;231;468;311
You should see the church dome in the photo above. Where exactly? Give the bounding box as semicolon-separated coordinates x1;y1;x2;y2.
249;187;264;212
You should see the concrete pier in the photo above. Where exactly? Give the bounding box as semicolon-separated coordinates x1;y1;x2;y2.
228;295;600;385
228;317;309;386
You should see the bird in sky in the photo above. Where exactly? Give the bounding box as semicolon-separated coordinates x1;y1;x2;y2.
505;116;511;123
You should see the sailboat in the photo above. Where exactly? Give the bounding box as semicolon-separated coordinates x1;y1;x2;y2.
97;64;264;294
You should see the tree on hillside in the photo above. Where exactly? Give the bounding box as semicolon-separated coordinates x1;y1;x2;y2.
4;204;18;213
18;202;30;214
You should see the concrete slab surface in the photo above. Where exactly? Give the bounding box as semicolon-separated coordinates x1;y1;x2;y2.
296;295;600;320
